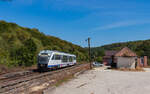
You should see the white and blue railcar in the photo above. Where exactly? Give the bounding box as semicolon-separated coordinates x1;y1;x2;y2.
37;50;76;70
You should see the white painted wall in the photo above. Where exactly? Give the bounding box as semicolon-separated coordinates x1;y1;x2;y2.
117;57;136;69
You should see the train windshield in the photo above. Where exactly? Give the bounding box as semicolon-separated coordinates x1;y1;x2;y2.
38;55;49;64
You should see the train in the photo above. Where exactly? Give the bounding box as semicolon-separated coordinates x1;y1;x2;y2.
37;50;76;71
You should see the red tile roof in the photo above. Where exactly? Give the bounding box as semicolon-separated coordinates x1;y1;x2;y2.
104;47;137;57
115;47;137;57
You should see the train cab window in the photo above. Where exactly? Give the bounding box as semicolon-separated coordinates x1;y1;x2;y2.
38;56;49;63
69;56;73;62
52;55;55;60
62;55;68;62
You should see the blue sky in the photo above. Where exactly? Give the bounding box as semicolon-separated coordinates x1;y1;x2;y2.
0;0;150;47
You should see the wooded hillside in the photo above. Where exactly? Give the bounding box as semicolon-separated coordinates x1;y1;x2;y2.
0;20;88;67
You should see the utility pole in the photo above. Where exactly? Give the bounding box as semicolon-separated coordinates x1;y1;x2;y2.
86;37;92;69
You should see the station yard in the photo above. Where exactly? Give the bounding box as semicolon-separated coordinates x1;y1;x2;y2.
44;67;150;94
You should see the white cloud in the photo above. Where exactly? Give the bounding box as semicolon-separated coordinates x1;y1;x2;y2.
93;20;150;31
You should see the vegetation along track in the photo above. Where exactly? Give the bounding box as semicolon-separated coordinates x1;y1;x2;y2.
0;63;88;93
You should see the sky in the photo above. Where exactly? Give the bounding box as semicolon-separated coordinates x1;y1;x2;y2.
0;0;150;47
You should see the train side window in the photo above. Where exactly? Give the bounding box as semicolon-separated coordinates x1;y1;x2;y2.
62;55;68;62
73;57;76;60
55;55;61;60
69;56;73;62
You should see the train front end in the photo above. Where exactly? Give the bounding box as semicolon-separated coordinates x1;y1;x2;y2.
37;51;51;71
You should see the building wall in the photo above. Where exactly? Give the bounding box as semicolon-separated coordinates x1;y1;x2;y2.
117;57;136;69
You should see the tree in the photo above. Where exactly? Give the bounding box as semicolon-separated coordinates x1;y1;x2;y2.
96;56;103;63
15;38;37;66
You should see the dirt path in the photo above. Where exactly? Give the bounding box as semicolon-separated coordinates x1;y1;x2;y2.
44;67;150;94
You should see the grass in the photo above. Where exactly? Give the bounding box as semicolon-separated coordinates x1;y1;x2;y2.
112;67;145;72
55;75;74;87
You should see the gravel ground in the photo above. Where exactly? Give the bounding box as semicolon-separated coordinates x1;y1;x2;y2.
44;67;150;94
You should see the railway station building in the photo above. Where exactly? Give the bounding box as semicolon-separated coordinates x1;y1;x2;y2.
103;47;147;69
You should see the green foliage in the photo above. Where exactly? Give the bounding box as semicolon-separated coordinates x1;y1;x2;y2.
0;20;88;67
96;56;103;63
14;39;37;66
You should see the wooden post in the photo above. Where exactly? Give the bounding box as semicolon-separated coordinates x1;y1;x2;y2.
87;38;92;69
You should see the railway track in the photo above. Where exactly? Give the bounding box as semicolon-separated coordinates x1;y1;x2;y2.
0;64;89;94
0;70;36;82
